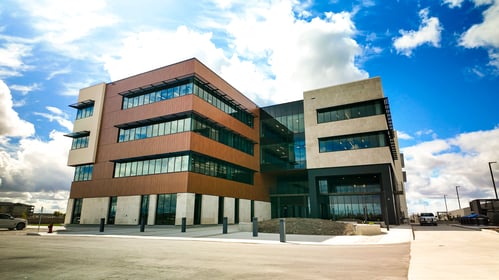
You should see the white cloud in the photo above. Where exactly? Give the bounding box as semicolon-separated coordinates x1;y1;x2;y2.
0;191;69;213
397;131;413;140
460;2;499;48
0;80;35;137
0;81;72;212
443;0;493;8
473;0;495;6
99;1;368;105
15;0;119;57
393;8;443;56
443;0;466;8
220;1;367;104
0;130;73;193
488;50;499;70
0;43;33;78
402;127;499;214
33;106;73;132
101;26;227;82
458;1;499;70
47;67;71;80
415;129;438;139
9;83;41;95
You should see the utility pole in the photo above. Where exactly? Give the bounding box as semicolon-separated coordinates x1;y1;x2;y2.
488;162;498;199
455;186;461;209
444;194;448;220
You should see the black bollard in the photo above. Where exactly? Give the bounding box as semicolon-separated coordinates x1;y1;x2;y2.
140;218;145;232
252;217;258;237
181;217;186;232
222;217;228;234
99;218;105;232
279;218;286;243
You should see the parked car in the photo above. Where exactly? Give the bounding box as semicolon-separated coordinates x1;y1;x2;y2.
419;212;438;226
0;213;27;230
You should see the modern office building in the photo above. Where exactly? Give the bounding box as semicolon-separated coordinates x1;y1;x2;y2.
64;58;407;226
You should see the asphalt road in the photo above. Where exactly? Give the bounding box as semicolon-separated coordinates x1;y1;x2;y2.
0;233;410;280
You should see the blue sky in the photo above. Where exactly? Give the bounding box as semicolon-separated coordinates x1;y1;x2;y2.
0;0;498;215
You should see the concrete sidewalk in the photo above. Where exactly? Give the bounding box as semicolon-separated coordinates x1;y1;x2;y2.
409;226;499;280
29;223;413;245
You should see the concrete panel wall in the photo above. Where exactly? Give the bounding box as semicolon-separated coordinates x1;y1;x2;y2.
115;196;141;225
80;197;109;224
311;114;388;139
304;77;383;107
254;201;271;221
238;199;251;223
223;197;235;224
147;195;157;225
311;147;394;169
303;77;393;169
67;83;106;166
64;199;74;224
176;193;195;225
201;195;218;224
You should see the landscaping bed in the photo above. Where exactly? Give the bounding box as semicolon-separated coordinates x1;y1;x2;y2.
258;218;356;236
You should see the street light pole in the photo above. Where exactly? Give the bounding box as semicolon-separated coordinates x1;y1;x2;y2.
488;161;498;200
444;194;449;220
456;186;461;209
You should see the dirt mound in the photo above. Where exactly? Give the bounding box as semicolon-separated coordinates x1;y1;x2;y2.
258;218;355;236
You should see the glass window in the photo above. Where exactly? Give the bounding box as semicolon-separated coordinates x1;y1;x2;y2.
177;119;184;133
166;88;173;99
179;84;187;96
74;164;93;181
161;158;168;173
118;130;125;142
154;159;162;174
185;82;193;94
164;122;171;134
152;124;159;137
155;194;177;225
184;117;192;131
130;162;137;176
171;120;178;134
317;100;384;124
148;160;156;175
142;160;150;175
146;125;153;137
124;162;131;176
181;155;189;171
136;161;143;176
174;156;182;172
319;131;389;153
158;122;165;136
173;85;179;97
167;157;175;172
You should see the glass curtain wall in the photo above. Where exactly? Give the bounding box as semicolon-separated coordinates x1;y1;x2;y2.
318;174;382;221
107;197;117;224
139;195;149;225
155;194;177;225
270;173;309;218
122;77;254;128
71;198;83;224
260;101;306;171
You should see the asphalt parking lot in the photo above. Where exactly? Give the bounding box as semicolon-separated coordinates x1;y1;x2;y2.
1;223;498;280
1;230;409;279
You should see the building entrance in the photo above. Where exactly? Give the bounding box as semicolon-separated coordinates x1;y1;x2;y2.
317;174;383;221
